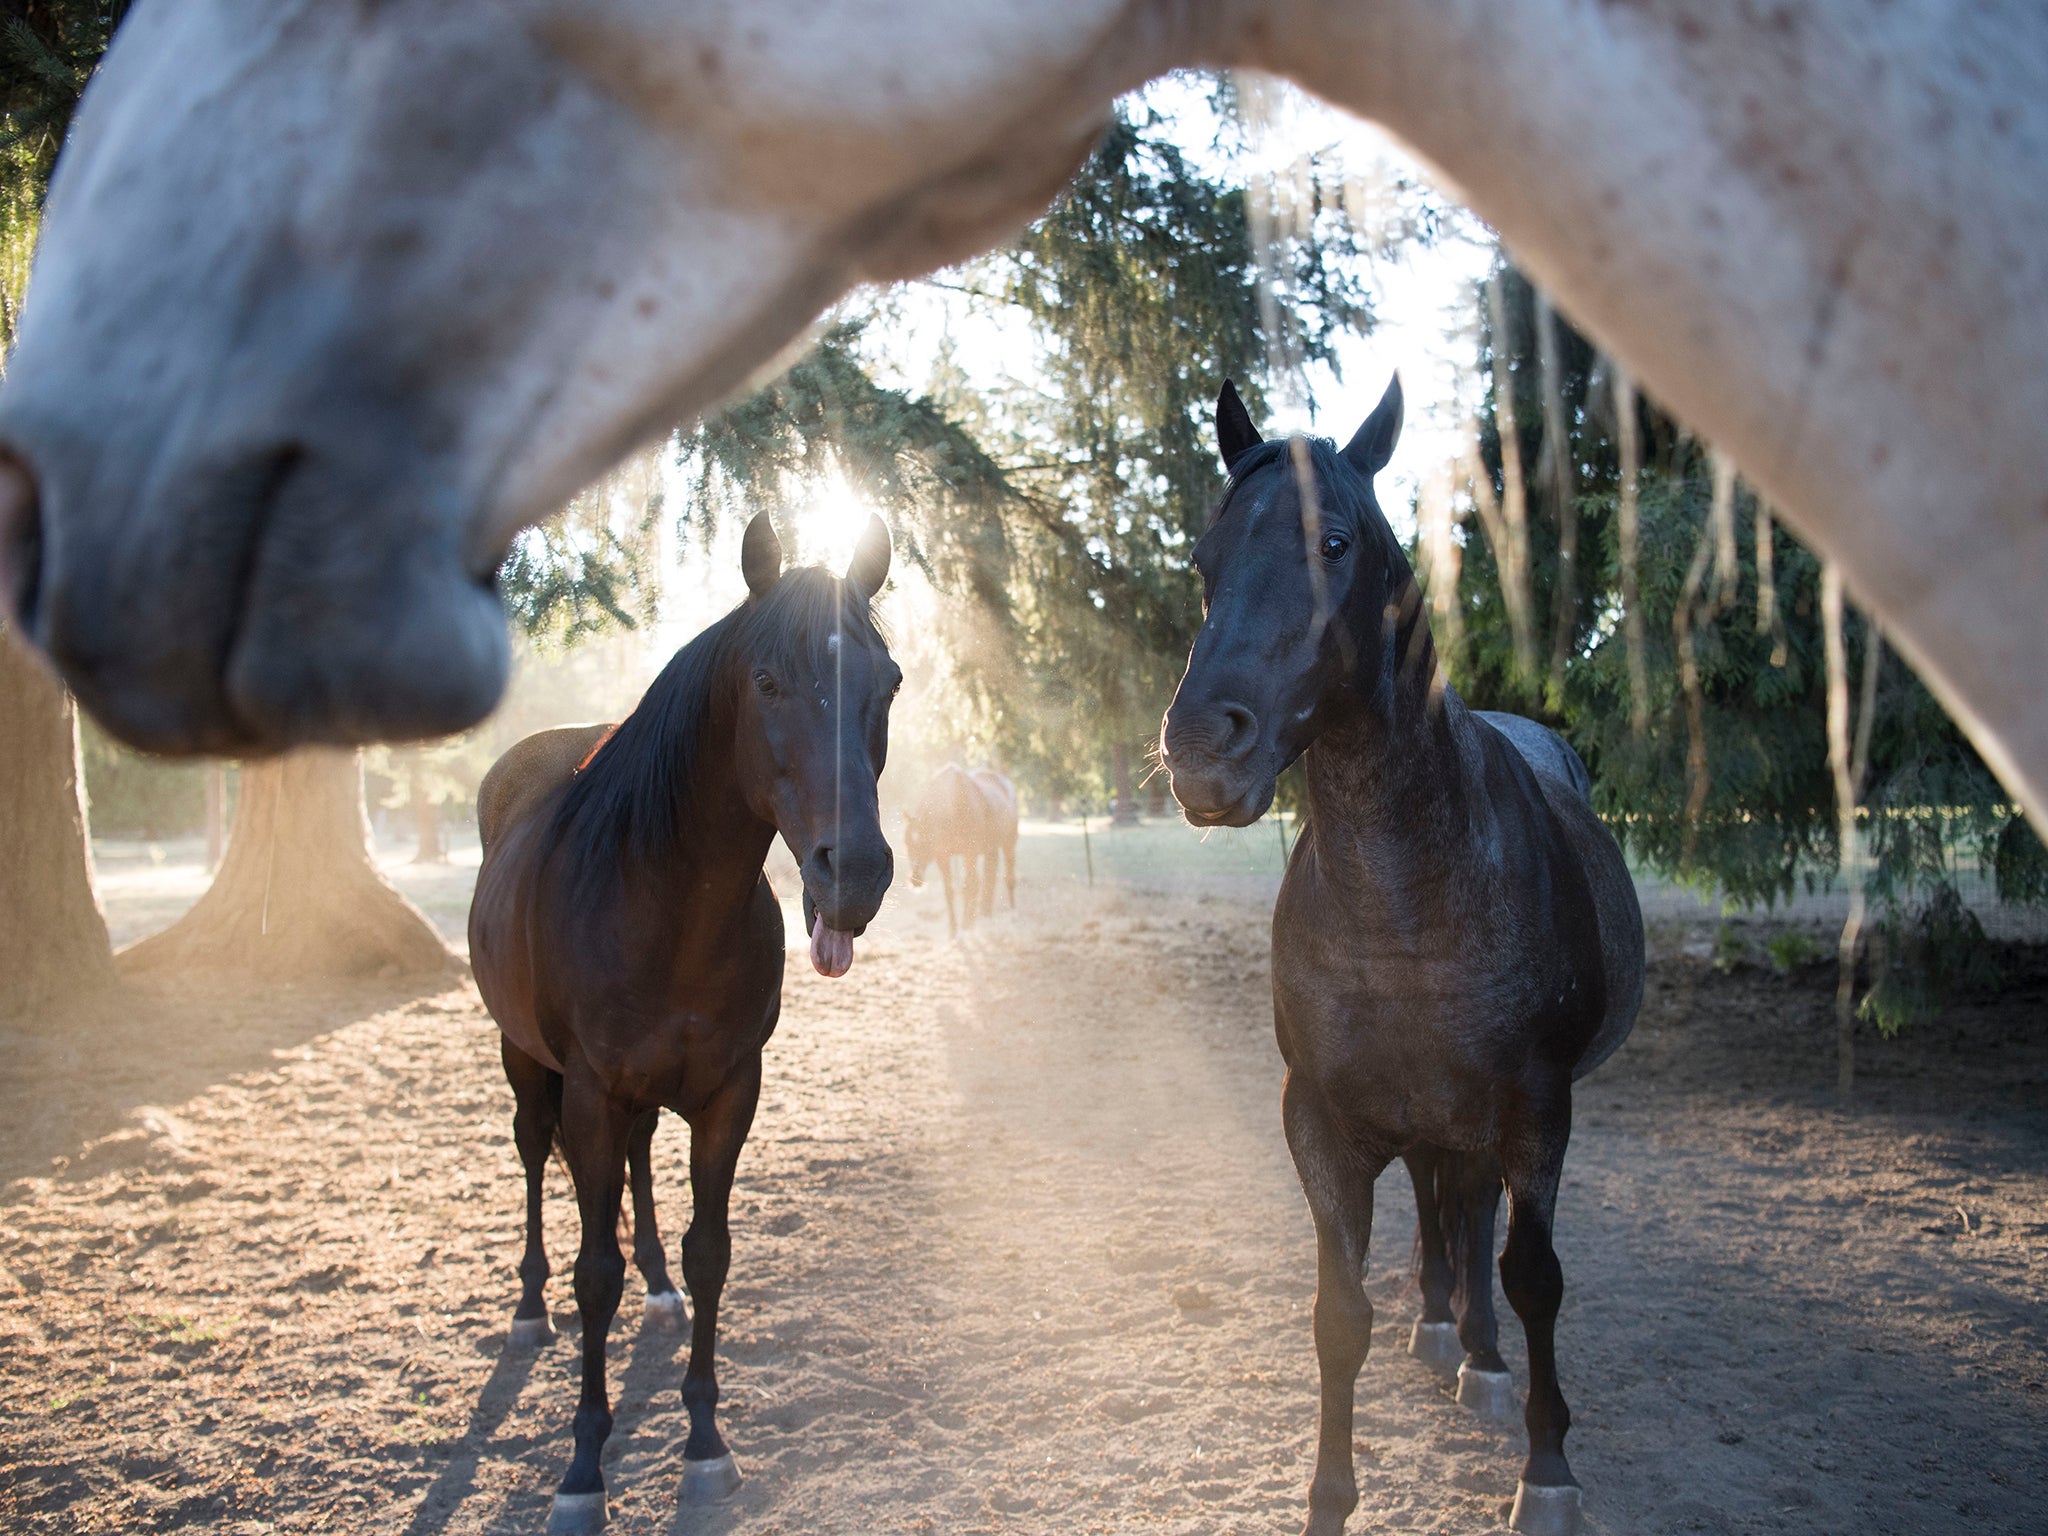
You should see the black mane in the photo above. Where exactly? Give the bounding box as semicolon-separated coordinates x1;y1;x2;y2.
545;567;886;886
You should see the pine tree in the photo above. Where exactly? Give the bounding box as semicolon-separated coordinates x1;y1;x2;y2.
1447;256;2045;1028
0;1;126;1017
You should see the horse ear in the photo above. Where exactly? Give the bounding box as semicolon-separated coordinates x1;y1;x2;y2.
1341;373;1404;478
1216;378;1263;474
741;511;783;598
845;513;892;600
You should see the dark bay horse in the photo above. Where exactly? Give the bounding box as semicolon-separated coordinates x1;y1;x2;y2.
469;513;900;1532
1160;379;1644;1536
903;763;1017;936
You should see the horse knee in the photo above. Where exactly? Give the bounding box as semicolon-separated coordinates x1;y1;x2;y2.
574;1245;627;1314
681;1226;731;1288
1313;1283;1374;1368
512;1111;553;1165
1499;1228;1563;1324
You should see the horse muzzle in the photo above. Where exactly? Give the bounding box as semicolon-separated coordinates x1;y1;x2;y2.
1160;700;1275;828
1165;760;1275;828
798;841;893;935
0;413;509;755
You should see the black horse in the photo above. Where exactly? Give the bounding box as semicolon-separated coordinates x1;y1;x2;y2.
1160;378;1643;1536
469;513;900;1533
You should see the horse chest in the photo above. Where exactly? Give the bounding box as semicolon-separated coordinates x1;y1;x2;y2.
1273;875;1596;1136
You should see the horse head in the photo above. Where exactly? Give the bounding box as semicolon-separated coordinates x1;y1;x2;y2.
728;512;900;975
0;0;1142;754
902;810;934;888
1160;376;1406;827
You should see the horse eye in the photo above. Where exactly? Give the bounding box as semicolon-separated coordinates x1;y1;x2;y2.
752;669;778;697
1319;532;1351;563
890;673;903;697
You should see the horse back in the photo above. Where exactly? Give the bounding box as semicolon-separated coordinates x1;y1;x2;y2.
914;763;994;853
1490;729;1644;1081
968;768;1018;840
1473;711;1592;803
477;723;616;854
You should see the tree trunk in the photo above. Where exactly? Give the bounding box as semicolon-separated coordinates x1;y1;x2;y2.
122;748;452;980
410;755;445;865
204;763;226;872
0;630;116;1018
1142;770;1169;819
1110;741;1139;826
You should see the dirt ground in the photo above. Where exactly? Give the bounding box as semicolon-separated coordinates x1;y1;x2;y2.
1;838;2045;1535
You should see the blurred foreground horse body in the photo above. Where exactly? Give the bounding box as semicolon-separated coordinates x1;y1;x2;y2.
3;4;2045;842
904;764;1017;936
1162;380;1643;1536
468;514;900;1531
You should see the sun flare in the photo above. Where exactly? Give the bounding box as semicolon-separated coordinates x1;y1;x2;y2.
789;479;877;573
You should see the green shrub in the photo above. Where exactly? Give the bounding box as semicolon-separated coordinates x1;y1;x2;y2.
1764;930;1820;972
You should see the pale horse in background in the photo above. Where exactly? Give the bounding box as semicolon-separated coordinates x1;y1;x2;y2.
903;763;1019;938
1;0;2044;841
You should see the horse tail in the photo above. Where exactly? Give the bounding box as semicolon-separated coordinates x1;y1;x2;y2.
1409;1149;1492;1316
1438;1153;1479;1318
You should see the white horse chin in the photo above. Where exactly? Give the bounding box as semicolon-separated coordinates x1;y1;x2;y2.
809;923;855;979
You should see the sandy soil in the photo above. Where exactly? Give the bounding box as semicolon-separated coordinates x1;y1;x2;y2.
1;858;2044;1535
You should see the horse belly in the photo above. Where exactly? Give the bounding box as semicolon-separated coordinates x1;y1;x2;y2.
1275;952;1583;1153
469;861;566;1076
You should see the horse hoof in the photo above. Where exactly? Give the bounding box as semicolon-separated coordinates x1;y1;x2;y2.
1408;1320;1461;1373
507;1313;555;1347
547;1490;607;1535
642;1289;687;1331
1510;1480;1582;1536
1455;1363;1518;1419
681;1452;742;1505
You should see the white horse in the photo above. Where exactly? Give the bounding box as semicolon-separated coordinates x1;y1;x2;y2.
0;0;2043;847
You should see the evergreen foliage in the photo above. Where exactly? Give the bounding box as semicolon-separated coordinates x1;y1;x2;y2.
672;92;1385;806
680;318;1022;610
499;476;662;649
1;1;125;345
982;103;1375;799
1449;257;2045;1024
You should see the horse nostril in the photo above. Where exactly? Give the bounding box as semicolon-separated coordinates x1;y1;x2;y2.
0;450;44;635
1164;699;1260;765
1217;703;1258;759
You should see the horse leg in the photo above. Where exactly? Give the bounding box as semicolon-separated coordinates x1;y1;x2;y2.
940;858;957;938
978;851;996;916
677;1054;762;1504
1005;838;1016;908
550;1070;634;1535
960;854;979;930
1283;1074;1385;1536
1499;1094;1580;1536
503;1037;561;1347
627;1107;685;1331
1447;1148;1515;1418
1402;1148;1460;1374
